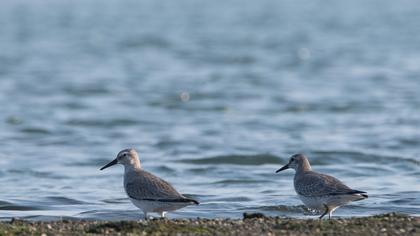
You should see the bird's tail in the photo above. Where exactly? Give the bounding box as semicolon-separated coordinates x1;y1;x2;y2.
184;198;200;205
348;190;368;201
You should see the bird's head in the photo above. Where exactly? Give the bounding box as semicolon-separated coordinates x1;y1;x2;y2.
100;148;141;170
276;153;311;173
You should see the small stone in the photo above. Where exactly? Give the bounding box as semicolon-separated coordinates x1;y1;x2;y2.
243;212;265;219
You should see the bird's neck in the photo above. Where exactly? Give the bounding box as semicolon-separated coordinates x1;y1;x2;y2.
296;160;312;174
124;161;141;173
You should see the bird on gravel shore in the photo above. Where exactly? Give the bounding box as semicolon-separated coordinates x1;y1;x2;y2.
276;154;368;219
100;148;199;219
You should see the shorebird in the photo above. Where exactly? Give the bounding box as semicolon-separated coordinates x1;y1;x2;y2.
276;154;368;219
100;148;199;219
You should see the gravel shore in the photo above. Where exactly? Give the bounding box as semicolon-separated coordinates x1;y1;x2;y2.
0;213;418;236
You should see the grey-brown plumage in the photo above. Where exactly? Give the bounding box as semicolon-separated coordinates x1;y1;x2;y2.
276;154;368;219
294;171;362;197
124;169;199;204
100;148;199;219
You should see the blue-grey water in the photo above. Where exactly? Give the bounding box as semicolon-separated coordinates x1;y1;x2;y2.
0;0;419;221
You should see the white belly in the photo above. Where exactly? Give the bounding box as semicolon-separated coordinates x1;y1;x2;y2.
298;194;362;210
298;195;327;210
129;198;192;213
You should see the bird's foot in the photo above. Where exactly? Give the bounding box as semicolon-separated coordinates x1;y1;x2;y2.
319;204;329;220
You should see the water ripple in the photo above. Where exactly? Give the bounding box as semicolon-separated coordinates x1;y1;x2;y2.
178;154;282;165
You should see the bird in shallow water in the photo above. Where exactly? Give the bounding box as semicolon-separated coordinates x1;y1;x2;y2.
100;148;199;219
276;154;368;219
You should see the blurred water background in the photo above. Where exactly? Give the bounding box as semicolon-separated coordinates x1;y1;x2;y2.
0;0;419;220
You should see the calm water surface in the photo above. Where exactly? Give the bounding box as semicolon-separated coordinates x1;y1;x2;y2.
0;0;419;220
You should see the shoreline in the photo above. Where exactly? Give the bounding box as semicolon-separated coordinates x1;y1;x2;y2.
0;213;418;235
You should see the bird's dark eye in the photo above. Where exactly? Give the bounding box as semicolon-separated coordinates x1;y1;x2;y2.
123;153;127;157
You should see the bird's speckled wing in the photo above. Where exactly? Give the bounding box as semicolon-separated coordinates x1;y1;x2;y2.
124;170;184;200
294;171;353;197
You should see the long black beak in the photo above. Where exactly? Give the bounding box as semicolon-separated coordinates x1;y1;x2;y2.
100;158;118;170
275;163;289;173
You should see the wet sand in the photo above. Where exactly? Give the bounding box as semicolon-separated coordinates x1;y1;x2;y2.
0;213;418;236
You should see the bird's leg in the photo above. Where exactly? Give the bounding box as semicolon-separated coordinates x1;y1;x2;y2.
328;207;337;220
319;204;329;219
